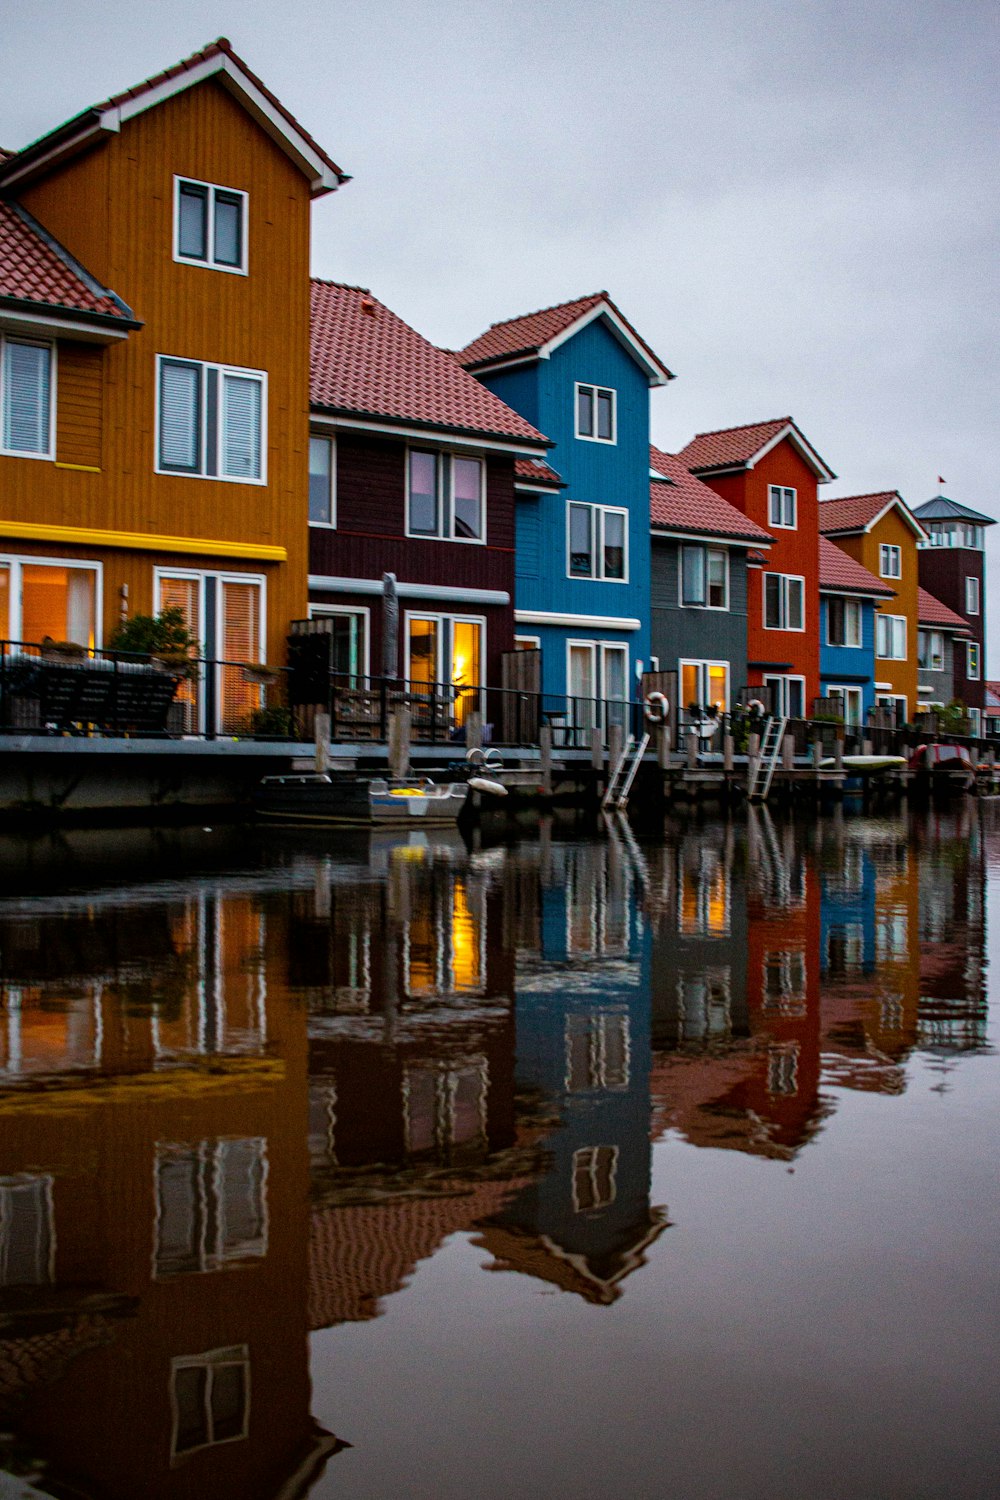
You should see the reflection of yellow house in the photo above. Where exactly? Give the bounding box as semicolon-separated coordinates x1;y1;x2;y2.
870;843;922;1054
820;491;927;718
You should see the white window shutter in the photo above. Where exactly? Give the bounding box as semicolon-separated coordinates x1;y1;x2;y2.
222;374;261;479
3;341;51;455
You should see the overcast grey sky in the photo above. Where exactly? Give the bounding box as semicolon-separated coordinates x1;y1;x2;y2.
4;0;999;652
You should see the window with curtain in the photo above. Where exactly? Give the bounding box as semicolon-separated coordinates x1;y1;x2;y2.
157;357;265;481
1;336;53;457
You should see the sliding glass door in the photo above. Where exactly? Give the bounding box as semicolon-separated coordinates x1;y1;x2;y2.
406;614;484;730
156;570;265;734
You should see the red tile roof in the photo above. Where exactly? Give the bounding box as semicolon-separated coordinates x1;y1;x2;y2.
819;536;895;597
649;445;772;543
918;586;970;632
457;291;672;381
819;491;926;538
0;38;346;193
0;200;135;323
515;459;563;488
678;416;835;480
310;281;549;447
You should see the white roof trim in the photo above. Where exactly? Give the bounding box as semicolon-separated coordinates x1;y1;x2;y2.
650;525;772;548
0;307;131;343
309;411;547;455
745;422;836;482
515;609;641;632
539;301;671;386
309;576;510;606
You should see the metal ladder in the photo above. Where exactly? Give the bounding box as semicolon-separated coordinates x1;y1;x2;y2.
747;715;787;802
602;731;650;809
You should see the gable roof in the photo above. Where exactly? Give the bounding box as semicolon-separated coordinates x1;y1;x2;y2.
515;459;563;489
0;38;346;198
917;586;971;633
457;291;673;386
913;494;995;527
819;536;895;598
0;199;138;334
310;281;549;450
819;490;926;540
648;445;772;544
677;417;836;482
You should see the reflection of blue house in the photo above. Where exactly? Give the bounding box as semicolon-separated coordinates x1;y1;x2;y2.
819;535;894;724
820;838;876;974
478;842;666;1302
458;294;672;722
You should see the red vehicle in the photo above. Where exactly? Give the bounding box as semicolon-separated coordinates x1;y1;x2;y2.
908;743;975;796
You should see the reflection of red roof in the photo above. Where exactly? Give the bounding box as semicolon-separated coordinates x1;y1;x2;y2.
457;291;672;382
310;281;548;447
515;459;563;488
819;536;895;597
678;417;835;480
649;445;772;543
820;491;925;538
917;586;970;632
0;200;135;324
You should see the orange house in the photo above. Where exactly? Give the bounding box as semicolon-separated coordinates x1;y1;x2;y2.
678;418;835;716
0;39;346;732
819;491;927;720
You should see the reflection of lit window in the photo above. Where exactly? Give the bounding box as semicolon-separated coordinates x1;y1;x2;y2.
171;1345;250;1460
0;1174;55;1286
763;950;807;1015
403;1058;488;1157
308;1082;337;1165
153;898;267;1062
573;1146;618;1211
565;1010;630;1091
154;1138;268;1278
563;847;632;957
767;1042;800;1096
876;907;908;961
675;970;731;1042
0;984;102;1079
404;877;484;996
678;860;730;936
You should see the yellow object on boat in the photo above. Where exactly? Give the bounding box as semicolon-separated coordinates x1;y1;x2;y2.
389;788;426;797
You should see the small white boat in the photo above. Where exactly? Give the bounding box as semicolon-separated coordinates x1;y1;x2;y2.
818;754;906;773
256;773;469;825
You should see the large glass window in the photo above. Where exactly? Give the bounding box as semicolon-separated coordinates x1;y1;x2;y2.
154;1138;268;1278
1;337;53;458
175;177;248;273
680;659;729;714
407;451;483;540
918;629;944;671
575;383;616;442
0;1174;55;1286
406;614;483;726
681;546;728;608
0;558;99;649
876;613;907;660
157;357;265;483
567;503;628;581
764;573;805;630
309;436;335;525
827;595;862;646
156;570;265;734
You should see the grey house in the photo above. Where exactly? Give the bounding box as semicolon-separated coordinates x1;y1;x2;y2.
649;445;774;715
917;585;970;710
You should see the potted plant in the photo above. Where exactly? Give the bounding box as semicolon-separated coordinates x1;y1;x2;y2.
240;661;282;686
39;637;87;662
109;607;201;678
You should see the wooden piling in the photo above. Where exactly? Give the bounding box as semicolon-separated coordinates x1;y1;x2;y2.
388;706;412;778
314;710;331;775
539;725;553;796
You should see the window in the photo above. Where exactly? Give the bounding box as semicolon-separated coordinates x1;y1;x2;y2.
763;572;805;630
768;485;796;528
567;640;630;739
155;570;265;735
825;685;864;726
966;576;980;614
876;613;907;660
174;177;248;273
1;336;53;458
0;555;100;649
680;546;728;609
406;451;484;541
565;1010;630;1091
575;383;615;443
567;503;628;580
308;605;369;682
767;1042;800;1097
918;630;944;672
404;1058;488;1157
763;674;806;718
969;706;981;735
680;659;729;715
171;1346;250;1459
879;544;902;579
572;1146;618;1212
157;357;265;483
763;950;807;1016
406;613;483;727
154;1138;268;1278
967;641;981;680
826;595;862;647
309;436;335;525
963;525;984;549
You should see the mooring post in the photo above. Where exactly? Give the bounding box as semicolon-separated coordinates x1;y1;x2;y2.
748;730;760;791
388;705;411;778
608;722;624;774
590;727;603;772
656;724;671;769
834;736;844;773
863;736;873;756
723;733;734;773
466;710;483;753
782;734;795;770
686;727;697;770
539;724;553;795
314;710;331;775
812;738;823;770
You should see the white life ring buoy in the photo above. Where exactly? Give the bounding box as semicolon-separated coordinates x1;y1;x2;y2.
746;698;767;716
644;691;669;725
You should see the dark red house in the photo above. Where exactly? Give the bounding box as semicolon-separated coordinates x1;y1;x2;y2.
305;282;550;720
912;495;995;729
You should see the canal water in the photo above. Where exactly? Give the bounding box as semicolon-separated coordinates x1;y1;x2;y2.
0;806;997;1500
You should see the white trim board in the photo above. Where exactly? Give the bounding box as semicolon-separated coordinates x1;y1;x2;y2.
308;411;548;456
515;609;641;632
309;575;510;606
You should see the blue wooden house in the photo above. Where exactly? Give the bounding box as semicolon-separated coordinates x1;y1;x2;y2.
458;294;672;730
818;536;894;725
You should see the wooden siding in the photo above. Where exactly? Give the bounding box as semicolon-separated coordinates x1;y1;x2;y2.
55;342;103;470
830;508;918;715
6;78;314;663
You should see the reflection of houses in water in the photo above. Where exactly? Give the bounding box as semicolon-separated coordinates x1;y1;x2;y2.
914;807;989;1055
474;837;668;1305
0;878;341;1499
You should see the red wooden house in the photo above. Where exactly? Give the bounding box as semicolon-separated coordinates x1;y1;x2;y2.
677;418;836;716
305;282;549;723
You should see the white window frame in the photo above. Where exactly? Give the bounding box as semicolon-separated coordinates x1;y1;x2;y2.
763;673;807;718
678;658;731;713
404;610;486;702
679;545;729;610
825;595;862;648
566;638;631;738
515;634;541;651
404;449;486;544
154;567;267;735
0;553;103;648
571;1145;619;1212
768;484;796;529
308;433;336;528
574;382;616;444
879;543;902;579
307;602;371;679
0;334;56;461
969;706;981;736
763;572;805;632
966;576;981;615
566;502;629;582
824;685;864;726
173;176;249;275
876;612;907;661
917;629;944;673
170;1344;251;1461
967;640;981;680
876;692;907;721
155;356;267;485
